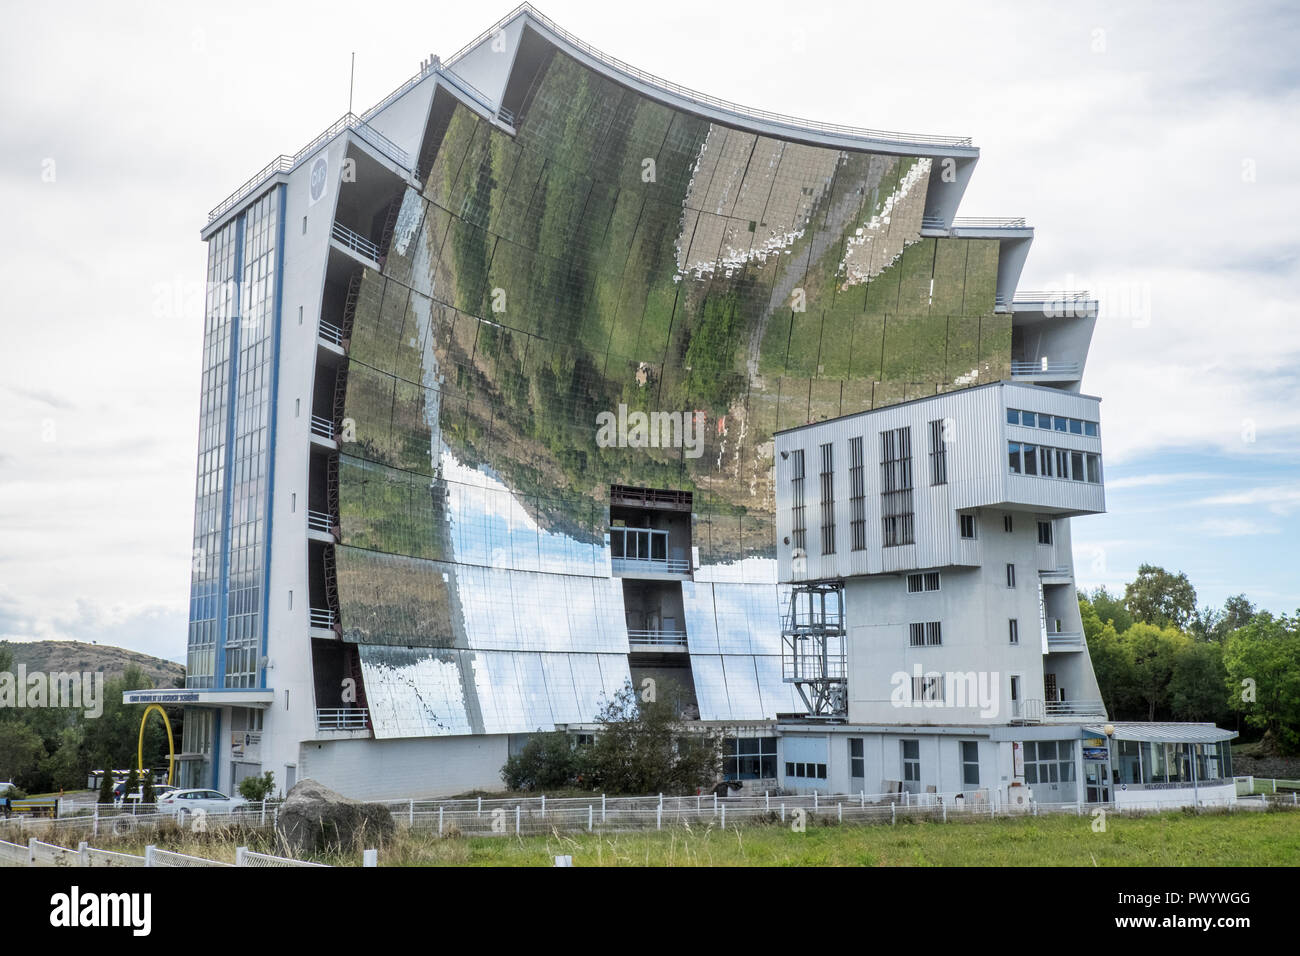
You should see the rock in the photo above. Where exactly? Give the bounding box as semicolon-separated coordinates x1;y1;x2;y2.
276;779;395;855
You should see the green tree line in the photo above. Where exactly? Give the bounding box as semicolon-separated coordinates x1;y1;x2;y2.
1082;564;1300;752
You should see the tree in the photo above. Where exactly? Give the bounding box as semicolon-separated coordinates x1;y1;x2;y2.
1123;564;1197;630
1222;613;1300;753
123;766;139;805
97;765;115;804
1170;641;1229;722
142;772;157;806
502;732;581;791
38;725;86;793
1221;594;1257;635
1088;586;1133;633
237;770;276;803
1124;623;1186;721
581;680;722;795
0;722;46;790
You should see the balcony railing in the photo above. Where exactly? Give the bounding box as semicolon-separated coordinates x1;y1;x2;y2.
611;556;691;576
307;510;335;535
310;415;336;440
1010;360;1083;377
309;607;336;629
951;216;1027;229
331;221;382;262
318;320;344;348
1013;698;1044;722
316;707;369;730
627;629;688;647
1046;631;1084;648
1046;699;1106;717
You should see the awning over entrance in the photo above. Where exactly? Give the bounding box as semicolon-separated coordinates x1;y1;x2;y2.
1083;723;1237;744
122;688;275;708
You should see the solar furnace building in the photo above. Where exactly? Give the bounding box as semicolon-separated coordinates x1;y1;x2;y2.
131;5;1092;798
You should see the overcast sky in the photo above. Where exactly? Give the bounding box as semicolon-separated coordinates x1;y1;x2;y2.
1;0;1297;662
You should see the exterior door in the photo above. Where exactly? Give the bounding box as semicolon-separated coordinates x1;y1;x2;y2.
1085;762;1110;803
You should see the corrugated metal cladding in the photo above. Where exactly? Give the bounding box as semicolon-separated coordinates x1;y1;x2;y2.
775;383;1105;582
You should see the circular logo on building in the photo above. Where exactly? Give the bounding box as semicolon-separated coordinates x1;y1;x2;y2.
309;156;328;204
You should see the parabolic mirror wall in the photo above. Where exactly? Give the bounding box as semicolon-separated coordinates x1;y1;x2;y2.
335;44;1006;737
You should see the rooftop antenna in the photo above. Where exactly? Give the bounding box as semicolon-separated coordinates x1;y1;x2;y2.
348;51;355;115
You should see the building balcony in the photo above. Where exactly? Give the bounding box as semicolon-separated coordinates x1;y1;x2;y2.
318;319;346;353
1046;699;1106;719
627;629;688;648
310;415;339;450
611;556;691;578
309;607;339;639
315;707;369;731
330;221;381;265
1010;360;1083;383
1046;631;1085;652
307;509;338;542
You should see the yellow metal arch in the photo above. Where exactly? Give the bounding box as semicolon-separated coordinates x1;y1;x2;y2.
137;703;176;787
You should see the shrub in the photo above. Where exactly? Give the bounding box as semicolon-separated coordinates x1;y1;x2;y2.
238;771;276;803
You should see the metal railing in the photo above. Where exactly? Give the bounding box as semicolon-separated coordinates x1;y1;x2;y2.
1014;290;1092;302
317;707;370;730
951;216;1027;229
307;510;335;534
310;415;336;440
207;112;410;224
331;221;381;262
1013;698;1045;722
318;320;344;347
1010;360;1083;377
437;4;973;149
611;556;691;575
309;607;336;629
1045;699;1106;717
627;629;688;646
609;485;693;509
1046;631;1084;648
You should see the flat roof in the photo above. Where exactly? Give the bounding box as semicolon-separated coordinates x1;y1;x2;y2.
1084;723;1238;744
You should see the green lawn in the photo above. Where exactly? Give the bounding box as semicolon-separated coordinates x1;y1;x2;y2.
368;808;1300;867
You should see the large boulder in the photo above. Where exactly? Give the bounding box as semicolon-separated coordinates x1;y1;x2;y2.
276;779;395;855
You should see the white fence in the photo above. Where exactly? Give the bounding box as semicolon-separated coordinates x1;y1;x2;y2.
0;837;327;868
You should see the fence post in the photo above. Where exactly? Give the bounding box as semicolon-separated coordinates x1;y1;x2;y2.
713;792;717;815
656;805;662;830
515;806;521;836
891;803;895;825
363;848;377;867
236;846;248;867
860;790;865;808
409;800;414;827
78;841;89;867
438;806;444;837
765;791;770;811
145;845;156;867
721;805;726;829
541;794;546;818
659;793;664;811
697;793;701;813
601;793;606;823
814;792;818;812
780;803;785;823
92;804;99;838
273;807;279;828
260;800;266;826
838;803;842;823
942;801;947;823
28;837;36;866
588;806;593;831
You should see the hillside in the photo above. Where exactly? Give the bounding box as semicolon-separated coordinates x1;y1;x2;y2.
0;640;184;689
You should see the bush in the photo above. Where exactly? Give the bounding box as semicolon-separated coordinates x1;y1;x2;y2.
97;769;115;805
238;770;276;803
502;733;581;791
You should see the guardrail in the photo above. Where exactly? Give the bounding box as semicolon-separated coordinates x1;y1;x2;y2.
310;415;336;440
307;510;335;534
1045;699;1106;717
1046;632;1084;647
1010;361;1083;377
318;320;344;347
317;707;369;730
208;113;411;224
610;556;691;575
627;629;688;646
331;221;381;262
951;216;1027;229
0;836;328;867
309;607;336;629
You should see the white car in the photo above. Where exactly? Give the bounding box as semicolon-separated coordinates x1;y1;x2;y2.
157;789;248;821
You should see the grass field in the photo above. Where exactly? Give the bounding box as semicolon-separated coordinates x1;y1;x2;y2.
57;806;1300;867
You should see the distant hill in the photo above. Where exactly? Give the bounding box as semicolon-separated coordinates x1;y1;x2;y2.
0;641;184;689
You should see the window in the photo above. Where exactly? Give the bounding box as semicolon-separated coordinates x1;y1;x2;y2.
928;419;947;485
1084;421;1099;437
1070;451;1085;482
1006;408;1019;425
849;437;865;551
959;513;976;539
1037;520;1053;545
961;741;980;787
909;621;942;646
1022;442;1038;475
1086;453;1101;483
911;675;944;702
1021;411;1037;428
1008;441;1022;474
1009;619;1019;644
785;762;827;780
1056;449;1070;479
1003;514;1013;533
1054;416;1068;432
1070;418;1083;435
790;450;805;552
907;571;940;593
723;737;778;780
880;427;914;546
1006;563;1016;588
819;443;835;555
1039;446;1053;477
1038;415;1053;432
849;738;865;779
902;740;921;791
1022;741;1076;786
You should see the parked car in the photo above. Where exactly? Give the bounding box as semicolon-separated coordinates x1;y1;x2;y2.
156;789;248;821
0;782;15;796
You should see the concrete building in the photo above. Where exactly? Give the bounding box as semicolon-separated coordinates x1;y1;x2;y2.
124;4;1233;807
